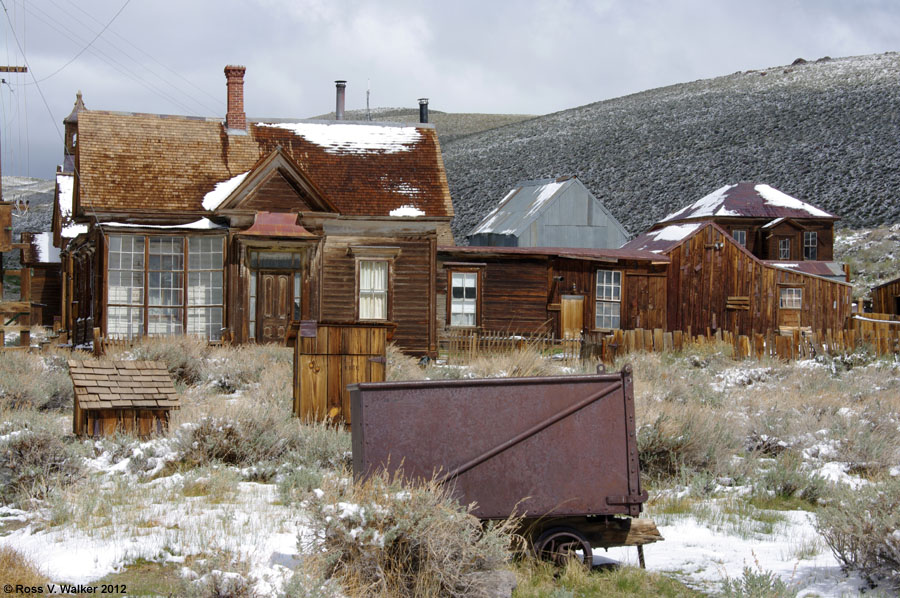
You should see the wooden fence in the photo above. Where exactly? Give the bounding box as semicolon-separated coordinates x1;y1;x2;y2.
440;328;581;365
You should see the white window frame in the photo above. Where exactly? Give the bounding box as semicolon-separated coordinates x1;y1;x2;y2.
779;287;802;309
779;238;791;260
732;229;746;247
803;231;817;260
594;269;622;330
449;271;479;328
358;259;389;321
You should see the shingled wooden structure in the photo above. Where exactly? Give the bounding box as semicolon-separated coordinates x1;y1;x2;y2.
436;246;669;339
54;67;452;356
69;359;179;437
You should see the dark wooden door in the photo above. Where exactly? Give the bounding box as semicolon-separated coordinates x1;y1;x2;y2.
259;271;291;343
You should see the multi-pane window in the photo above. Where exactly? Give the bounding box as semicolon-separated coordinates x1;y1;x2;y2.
595;270;622;330
732;229;746;247
148;237;184;336
450;272;478;327
187;237;224;340
780;287;802;309
105;234;225;340
108;235;145;338
359;260;389;320
779;238;791;260
803;231;817;260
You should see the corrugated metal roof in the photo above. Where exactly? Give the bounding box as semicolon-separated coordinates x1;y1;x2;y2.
764;261;846;279
621;222;706;254
438;245;668;263
469;176;580;237
661;182;837;223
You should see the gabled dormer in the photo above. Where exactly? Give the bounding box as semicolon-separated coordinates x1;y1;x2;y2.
203;147;339;228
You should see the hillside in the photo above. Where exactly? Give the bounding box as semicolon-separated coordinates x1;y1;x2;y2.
441;53;900;243
311;107;536;144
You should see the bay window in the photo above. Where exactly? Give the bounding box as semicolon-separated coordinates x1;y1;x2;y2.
106;233;225;340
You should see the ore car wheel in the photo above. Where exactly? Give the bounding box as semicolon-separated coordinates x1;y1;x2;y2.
533;527;592;567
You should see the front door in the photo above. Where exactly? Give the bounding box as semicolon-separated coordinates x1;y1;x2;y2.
560;295;584;339
258;271;291;343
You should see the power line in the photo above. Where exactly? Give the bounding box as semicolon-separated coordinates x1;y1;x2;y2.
30;0;132;84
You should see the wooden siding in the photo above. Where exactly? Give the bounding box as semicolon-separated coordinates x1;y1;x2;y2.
320;235;435;355
873;278;900;315
437;254;667;337
665;225;851;335
239;171;314;213
29;265;62;327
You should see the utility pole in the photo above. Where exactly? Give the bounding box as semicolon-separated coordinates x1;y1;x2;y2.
0;65;27;201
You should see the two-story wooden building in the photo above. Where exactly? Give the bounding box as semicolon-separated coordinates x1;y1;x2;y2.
54;66;453;355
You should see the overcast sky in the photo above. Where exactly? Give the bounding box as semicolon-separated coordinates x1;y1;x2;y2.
1;0;899;180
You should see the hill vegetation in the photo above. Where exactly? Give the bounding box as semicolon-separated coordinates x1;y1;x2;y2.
440;52;900;243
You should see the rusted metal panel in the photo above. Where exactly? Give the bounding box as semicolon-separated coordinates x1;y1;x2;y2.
350;366;645;519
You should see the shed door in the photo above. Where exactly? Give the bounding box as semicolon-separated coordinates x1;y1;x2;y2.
778;287;802;329
259;271;291;343
561;295;584;339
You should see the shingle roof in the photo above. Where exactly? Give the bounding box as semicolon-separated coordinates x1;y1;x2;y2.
660;182;837;223
75;111;454;219
68;360;180;410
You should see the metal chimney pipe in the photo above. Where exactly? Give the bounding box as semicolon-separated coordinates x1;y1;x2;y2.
418;98;429;124
335;80;347;120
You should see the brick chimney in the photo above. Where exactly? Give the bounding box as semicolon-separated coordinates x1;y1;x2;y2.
335;80;346;120
224;65;246;131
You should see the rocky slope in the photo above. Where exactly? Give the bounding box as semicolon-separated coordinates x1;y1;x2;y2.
441;53;900;243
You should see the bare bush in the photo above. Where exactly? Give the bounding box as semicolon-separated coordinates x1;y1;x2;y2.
302;471;519;598
816;477;900;588
0;424;87;505
0;546;48;590
0;351;72;410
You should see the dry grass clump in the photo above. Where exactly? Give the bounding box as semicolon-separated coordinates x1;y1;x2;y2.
0;351;72;410
467;347;558;379
0;422;87;505
300;471;518;598
0;546;48;590
201;343;293;392
816;477;900;589
386;343;426;381
114;335;211;384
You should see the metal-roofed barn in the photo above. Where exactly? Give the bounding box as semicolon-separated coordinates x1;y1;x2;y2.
467;176;629;249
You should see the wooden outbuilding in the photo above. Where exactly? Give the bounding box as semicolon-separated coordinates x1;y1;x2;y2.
436;246;669;339
872;276;900;315
623;221;852;335
53;67;451;356
69;360;179;437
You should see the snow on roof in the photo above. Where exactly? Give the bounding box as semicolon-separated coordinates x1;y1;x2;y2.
755;184;832;217
762;217;785;229
34;232;61;263
622;222;704;253
661;182;835;223
661;184;737;221
258;121;422;155
202;171;249;211
104;218;224;230
389;204;425;217
469;179;568;237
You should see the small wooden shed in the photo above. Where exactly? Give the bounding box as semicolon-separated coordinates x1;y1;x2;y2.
69;360;179;437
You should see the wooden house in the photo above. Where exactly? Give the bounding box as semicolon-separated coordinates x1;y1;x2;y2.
69;359;179;437
467;176;629;249
623;221;852;335
872;276;900;315
18;231;62;327
436;246;668;339
53;67;453;356
653;182;842;273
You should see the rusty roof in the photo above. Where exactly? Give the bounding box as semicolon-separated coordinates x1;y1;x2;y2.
621;222;707;254
660;182;837;224
68;360;180;410
764;261;846;279
75;111;454;219
438;245;668;263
